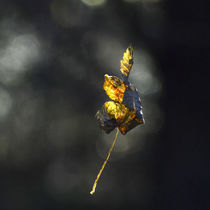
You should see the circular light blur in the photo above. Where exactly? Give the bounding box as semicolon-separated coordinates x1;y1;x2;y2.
81;0;106;7
0;34;41;84
130;49;162;95
124;0;140;2
94;34;124;72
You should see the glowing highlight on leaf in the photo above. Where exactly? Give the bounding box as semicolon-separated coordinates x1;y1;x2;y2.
104;74;126;103
120;45;133;78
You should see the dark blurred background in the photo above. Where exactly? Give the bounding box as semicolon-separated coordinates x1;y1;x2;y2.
0;0;209;209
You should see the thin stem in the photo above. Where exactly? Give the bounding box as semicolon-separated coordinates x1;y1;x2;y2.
90;128;119;195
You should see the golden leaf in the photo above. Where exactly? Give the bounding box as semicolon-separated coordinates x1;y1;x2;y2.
103;74;126;103
120;46;133;78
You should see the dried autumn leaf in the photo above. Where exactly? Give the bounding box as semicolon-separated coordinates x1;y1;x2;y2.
96;45;144;135
91;46;145;195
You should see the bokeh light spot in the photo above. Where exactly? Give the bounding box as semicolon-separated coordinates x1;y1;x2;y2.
124;0;140;2
0;34;41;84
94;34;123;72
81;0;106;7
130;48;162;95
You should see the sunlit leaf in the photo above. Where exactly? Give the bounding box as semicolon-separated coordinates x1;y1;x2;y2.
91;46;145;195
120;45;133;78
103;74;126;103
96;45;144;135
